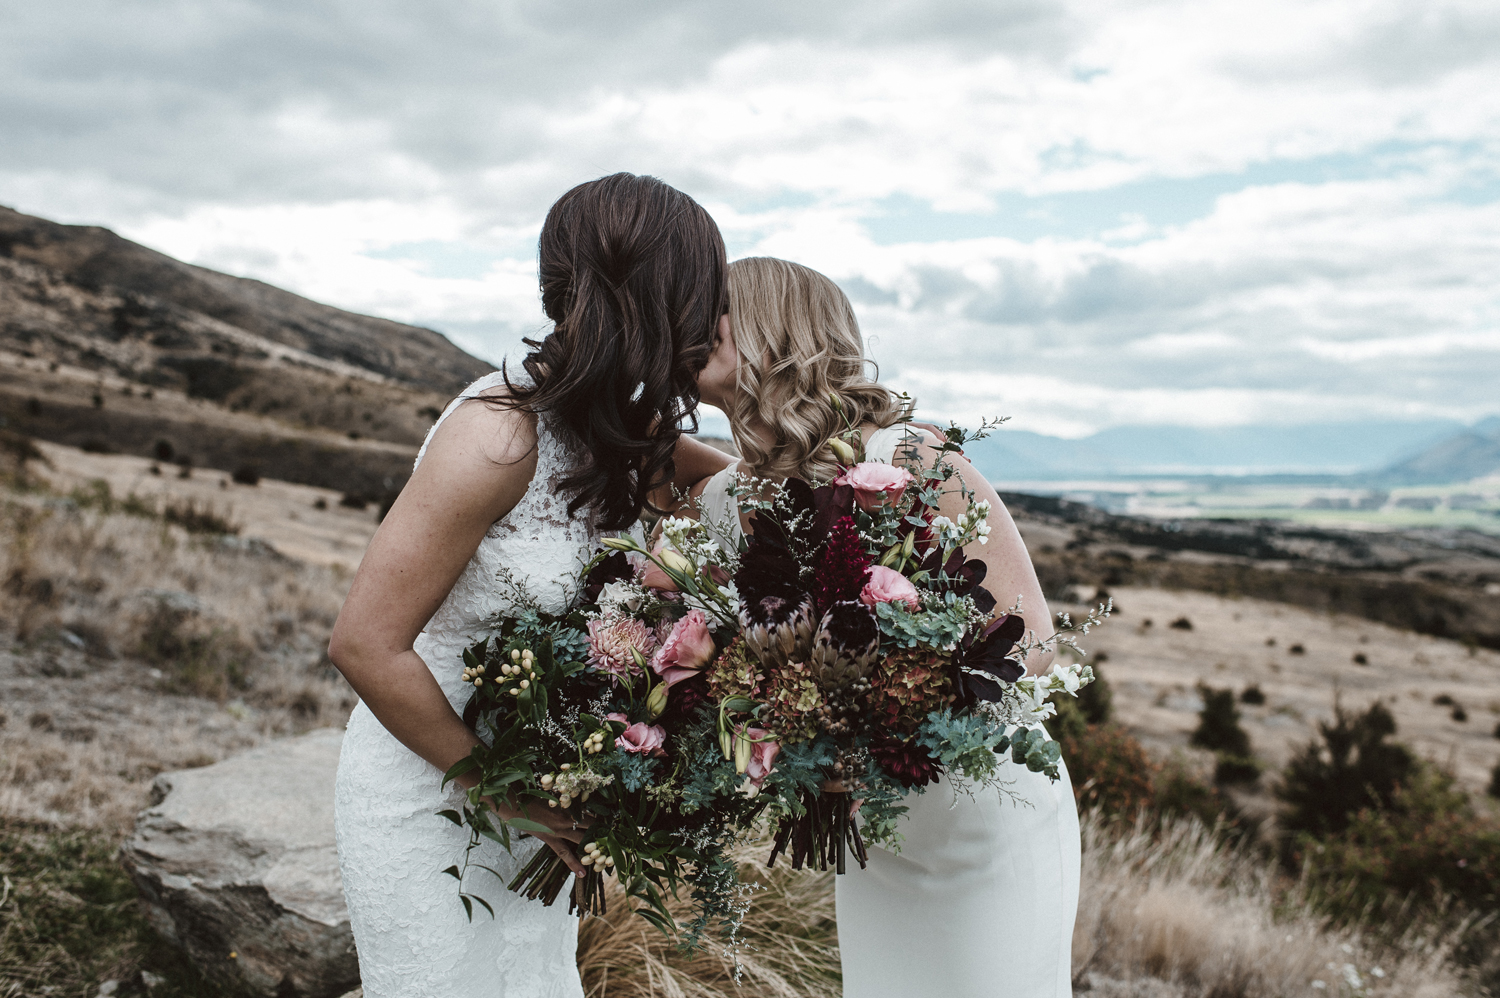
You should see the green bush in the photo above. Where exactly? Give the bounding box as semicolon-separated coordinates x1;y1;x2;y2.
1299;766;1500;920
1278;700;1415;841
1191;682;1251;757
1048;695;1236;832
136;600;251;700
0;819;227;997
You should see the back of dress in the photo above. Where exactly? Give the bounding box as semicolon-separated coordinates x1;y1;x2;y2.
335;371;593;998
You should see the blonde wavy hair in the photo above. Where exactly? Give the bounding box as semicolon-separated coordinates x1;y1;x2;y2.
726;257;904;482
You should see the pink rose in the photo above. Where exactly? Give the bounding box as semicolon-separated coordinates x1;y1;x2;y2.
860;564;920;610
651;611;716;686
616;722;667;757
745;727;780;788
605;712;628;724
835;461;914;511
587;616;655;679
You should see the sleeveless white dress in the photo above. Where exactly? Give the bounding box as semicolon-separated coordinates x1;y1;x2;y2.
334;372;595;998
697;424;1081;998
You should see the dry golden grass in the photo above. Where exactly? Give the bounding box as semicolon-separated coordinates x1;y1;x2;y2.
571;812;1475;998
577;843;840;998
1073;813;1469;997
0;483;355;834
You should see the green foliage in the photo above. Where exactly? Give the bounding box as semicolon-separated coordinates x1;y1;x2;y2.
1277;700;1415;840
1299;766;1500;922
1074;662;1113;725
873;598;968;651
0;819;233;997
1191;682;1252;757
1212;754;1262;785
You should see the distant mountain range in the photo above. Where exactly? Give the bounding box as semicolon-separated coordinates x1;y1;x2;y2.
965;417;1500;485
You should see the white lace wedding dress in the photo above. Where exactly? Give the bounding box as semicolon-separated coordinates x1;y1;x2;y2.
334;372;595;998
698;423;1081;998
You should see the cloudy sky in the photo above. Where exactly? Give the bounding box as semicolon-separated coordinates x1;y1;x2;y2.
3;0;1498;438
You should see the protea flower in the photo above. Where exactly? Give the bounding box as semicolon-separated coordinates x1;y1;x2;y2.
741;597;816;670
807;600;879;688
871;733;941;789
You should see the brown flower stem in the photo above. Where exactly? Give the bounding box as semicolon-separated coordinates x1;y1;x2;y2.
768;789;869;874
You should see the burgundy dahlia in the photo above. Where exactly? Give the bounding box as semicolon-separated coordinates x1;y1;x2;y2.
871;734;941;789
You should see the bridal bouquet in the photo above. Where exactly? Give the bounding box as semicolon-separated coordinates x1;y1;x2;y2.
603;416;1108;876
440;555;769;942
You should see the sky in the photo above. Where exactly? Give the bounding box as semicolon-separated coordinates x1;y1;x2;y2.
2;0;1498;439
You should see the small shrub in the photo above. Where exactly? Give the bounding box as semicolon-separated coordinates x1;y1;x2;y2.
1214;754;1262;784
1075;662;1113;725
135;600;251;700
230;464;260;486
1240;684;1266;705
153;439;175;462
1452;705;1468;722
1434;693;1455;706
161;499;240;536
1168;616;1193;630
1352;652;1368;665
339;493;369;510
313;497;328;510
1288;643;1305;654
1191;683;1252;757
1301;767;1500;922
1493;720;1500;740
1278;701;1415;841
79;438;115;454
418;405;443;420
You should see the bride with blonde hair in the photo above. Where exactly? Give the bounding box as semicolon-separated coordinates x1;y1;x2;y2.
687;256;1081;998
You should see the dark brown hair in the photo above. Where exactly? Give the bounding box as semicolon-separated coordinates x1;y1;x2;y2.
501;173;726;530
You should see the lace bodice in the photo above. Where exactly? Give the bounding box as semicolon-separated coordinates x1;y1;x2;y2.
415;371;600;705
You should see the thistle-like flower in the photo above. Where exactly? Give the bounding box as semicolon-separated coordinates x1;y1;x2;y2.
806;600;880;688
741;597;816;669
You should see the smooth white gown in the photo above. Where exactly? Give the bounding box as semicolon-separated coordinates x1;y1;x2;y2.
698;423;1081;998
334;372;595;998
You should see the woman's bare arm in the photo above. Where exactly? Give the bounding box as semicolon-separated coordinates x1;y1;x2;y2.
327;399;587;873
651;433;737;513
906;432;1056;676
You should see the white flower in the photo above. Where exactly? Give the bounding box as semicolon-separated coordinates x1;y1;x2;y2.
598;581;644;615
1311;982;1326;991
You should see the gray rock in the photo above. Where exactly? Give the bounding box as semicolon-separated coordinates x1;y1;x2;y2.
122;727;359;998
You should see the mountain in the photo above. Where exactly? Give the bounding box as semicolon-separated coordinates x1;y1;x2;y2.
963;420;1470;481
0;204;497;497
1377;419;1500;484
0;204;492;394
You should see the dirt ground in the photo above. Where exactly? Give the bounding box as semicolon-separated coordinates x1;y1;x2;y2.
1062;586;1500;804
33;439;381;569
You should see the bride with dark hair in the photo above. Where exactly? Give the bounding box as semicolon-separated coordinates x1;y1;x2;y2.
328;173;734;997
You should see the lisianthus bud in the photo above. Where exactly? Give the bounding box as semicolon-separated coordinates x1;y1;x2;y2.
733;730;753;774
646;682;668;718
827;437;857;465
601;536;641;552
660;548;692;574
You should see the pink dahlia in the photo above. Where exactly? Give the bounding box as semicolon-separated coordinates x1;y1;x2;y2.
587;615;655;679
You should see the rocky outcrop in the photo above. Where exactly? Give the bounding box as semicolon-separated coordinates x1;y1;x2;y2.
121;727;359;998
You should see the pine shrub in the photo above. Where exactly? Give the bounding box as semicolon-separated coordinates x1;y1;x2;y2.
1277;700;1415;840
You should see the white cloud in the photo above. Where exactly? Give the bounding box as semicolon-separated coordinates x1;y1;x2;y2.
1;0;1497;435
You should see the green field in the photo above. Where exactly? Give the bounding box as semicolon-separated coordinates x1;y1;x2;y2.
1002;475;1500;535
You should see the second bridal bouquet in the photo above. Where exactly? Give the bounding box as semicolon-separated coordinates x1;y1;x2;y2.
604;415;1108;877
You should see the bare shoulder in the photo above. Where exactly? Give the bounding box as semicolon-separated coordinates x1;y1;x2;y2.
403;395;541;525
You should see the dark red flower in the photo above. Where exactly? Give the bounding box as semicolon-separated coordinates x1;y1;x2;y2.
583;551;633;604
954;613;1026;703
815;516;871;612
660;672;712;724
871;733;941;789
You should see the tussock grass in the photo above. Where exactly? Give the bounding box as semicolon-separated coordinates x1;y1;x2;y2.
0;493;354;834
1074;813;1469;997
578;842;841;998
